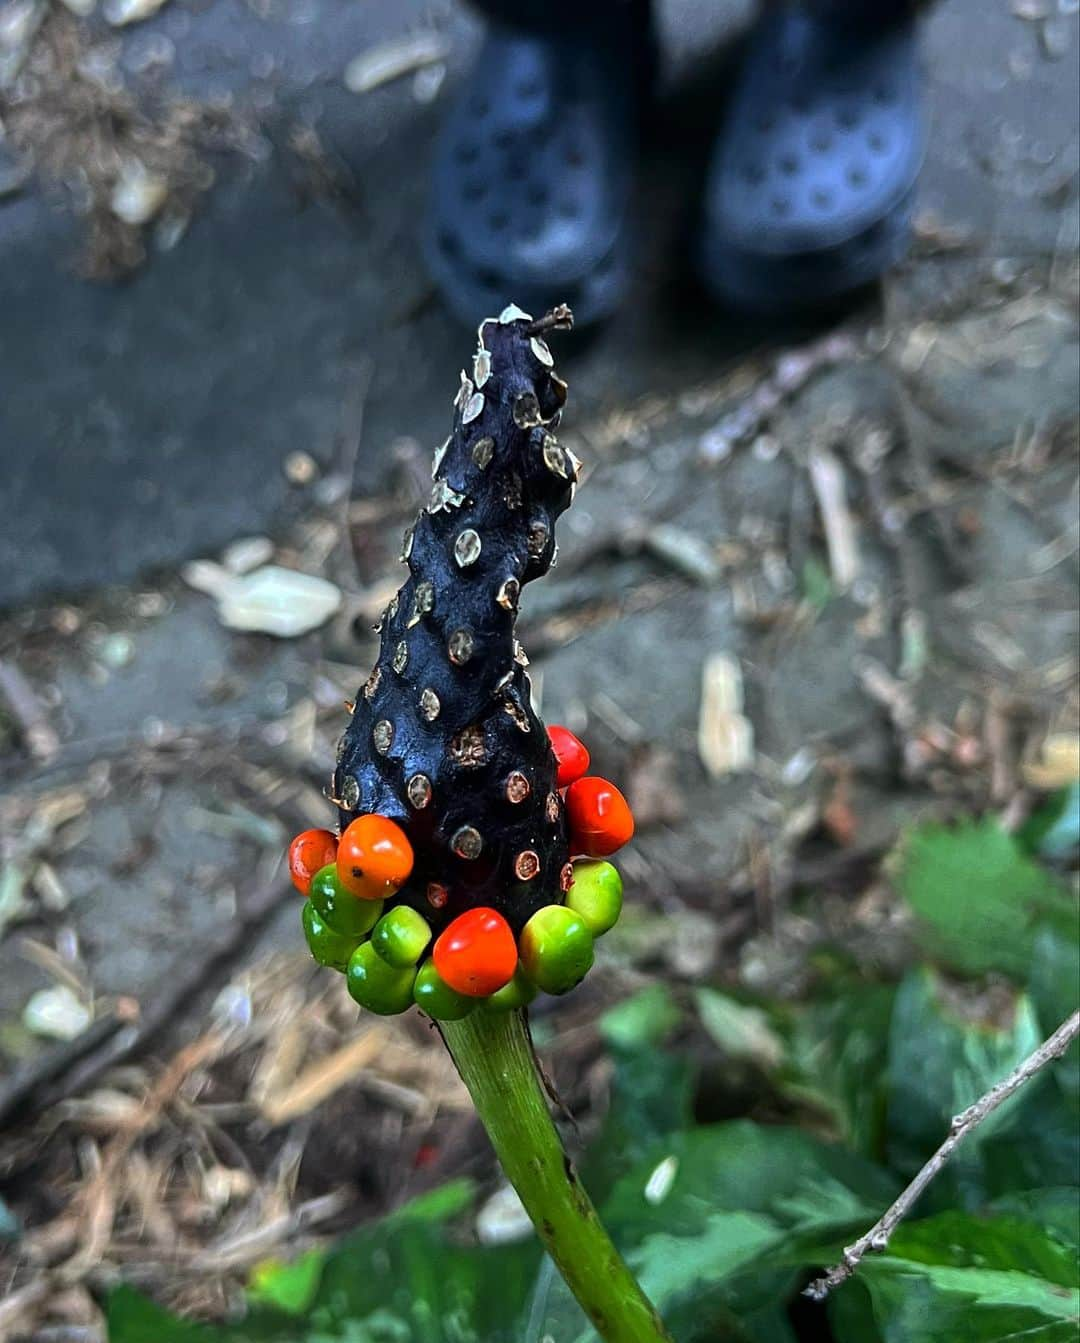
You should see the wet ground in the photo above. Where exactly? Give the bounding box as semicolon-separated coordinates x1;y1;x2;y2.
0;0;1077;1337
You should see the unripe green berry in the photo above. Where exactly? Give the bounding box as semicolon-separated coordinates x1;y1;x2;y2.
372;906;432;969
413;957;476;1021
483;966;538;1013
346;941;416;1015
564;860;623;937
310;863;383;939
519;905;594;995
302;900;360;972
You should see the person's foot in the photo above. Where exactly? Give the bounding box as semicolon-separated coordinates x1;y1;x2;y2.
426;12;651;328
700;2;924;312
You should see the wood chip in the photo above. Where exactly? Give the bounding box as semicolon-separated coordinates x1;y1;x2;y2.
698;653;754;778
344;32;448;95
1022;732;1080;790
259;1029;389;1126
808;445;859;591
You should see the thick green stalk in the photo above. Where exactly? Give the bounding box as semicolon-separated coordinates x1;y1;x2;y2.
441;1008;673;1343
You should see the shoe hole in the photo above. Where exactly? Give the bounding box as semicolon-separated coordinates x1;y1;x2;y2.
463;178;486;202
779;152;799;176
811;129;832;153
770;196;790;217
837;105;860;130
868;131;888;155
847;164;868;188
527;182;548;207
873;83;894;105
493;127;515;150
811;187;833;210
489;211;509;232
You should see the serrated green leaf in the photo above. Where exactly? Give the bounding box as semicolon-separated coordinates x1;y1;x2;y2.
601;1120;897;1246
896;820;1072;980
852;1212;1080;1343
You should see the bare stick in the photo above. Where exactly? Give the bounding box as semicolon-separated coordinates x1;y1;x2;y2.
804;1008;1080;1302
525;304;574;336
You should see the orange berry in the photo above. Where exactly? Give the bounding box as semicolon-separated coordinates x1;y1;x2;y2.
548;725;590;789
288;828;338;896
433;907;518;997
337;815;414;901
565;777;634;857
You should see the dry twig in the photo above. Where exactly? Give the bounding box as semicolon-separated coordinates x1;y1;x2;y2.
805;1008;1080;1301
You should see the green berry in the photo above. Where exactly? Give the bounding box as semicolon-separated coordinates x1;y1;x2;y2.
302;900;359;972
413;958;476;1020
310;863;383;938
519;905;594;995
564;860;623;937
346;942;416;1015
372;906;432;969
483;966;538;1013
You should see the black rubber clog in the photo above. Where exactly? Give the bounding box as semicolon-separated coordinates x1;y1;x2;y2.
700;5;924;311
426;21;647;328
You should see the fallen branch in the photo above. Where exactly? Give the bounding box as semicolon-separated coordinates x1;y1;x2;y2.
804;1008;1080;1301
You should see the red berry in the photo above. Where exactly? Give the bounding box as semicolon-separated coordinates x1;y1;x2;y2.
548;725;590;789
433;907;518;997
337;815;414;901
565;777;634;857
288;828;338;896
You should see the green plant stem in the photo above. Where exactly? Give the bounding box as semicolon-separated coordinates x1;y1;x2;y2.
441;1008;673;1343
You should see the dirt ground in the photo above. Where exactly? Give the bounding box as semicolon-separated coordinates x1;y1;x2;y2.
0;1;1077;1339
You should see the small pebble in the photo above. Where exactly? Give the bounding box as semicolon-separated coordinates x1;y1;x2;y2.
283;450;318;484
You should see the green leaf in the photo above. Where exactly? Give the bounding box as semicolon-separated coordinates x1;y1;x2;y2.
601;1120;896;1245
1018;782;1080;861
780;979;895;1157
583;1015;694;1202
850;1212;1080;1343
532;1212;774;1343
886;968;1042;1203
303;1218;539;1343
108;1286;223;1343
694;989;786;1072
980;1075;1080;1198
987;1190;1080;1252
801;556;833;610
599;984;682;1051
896;819;1072;980
248;1249;325;1317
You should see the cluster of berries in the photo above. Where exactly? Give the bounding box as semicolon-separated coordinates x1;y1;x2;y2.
289;725;632;1019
